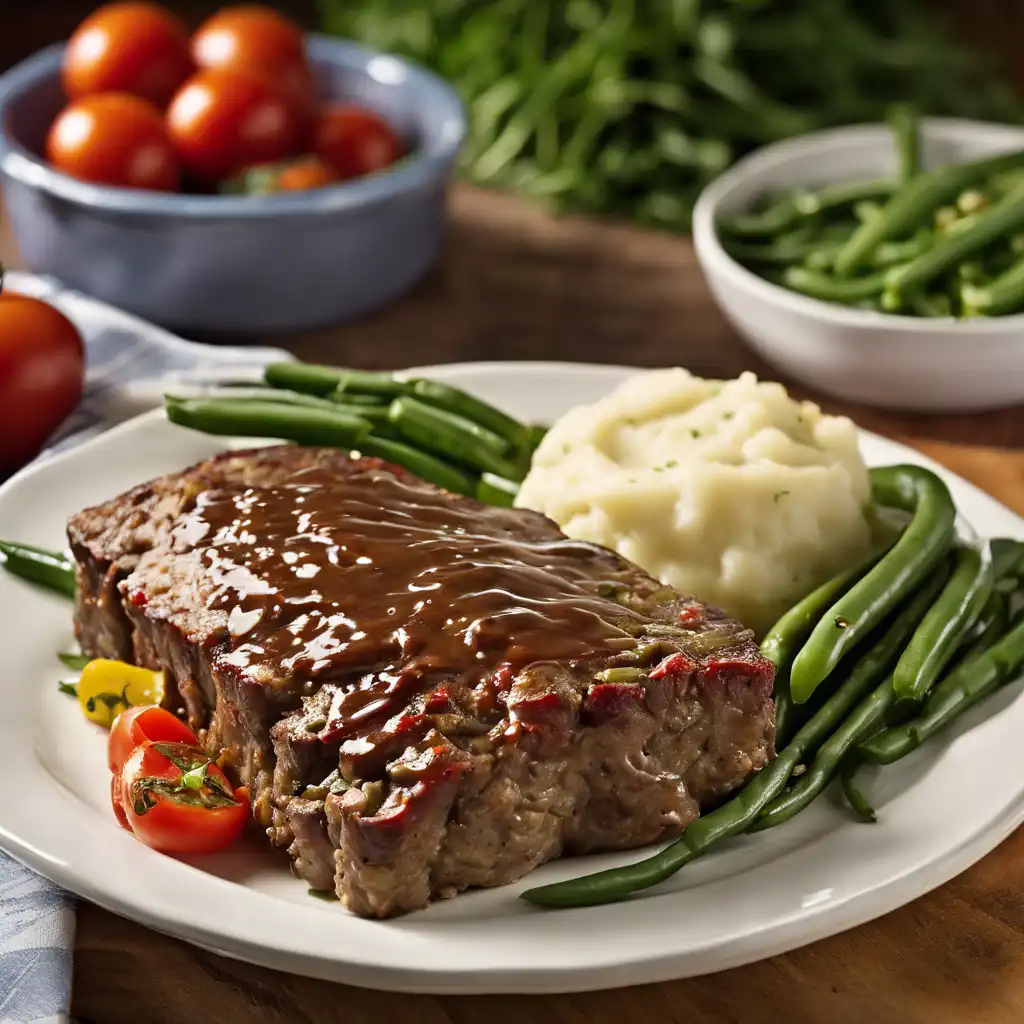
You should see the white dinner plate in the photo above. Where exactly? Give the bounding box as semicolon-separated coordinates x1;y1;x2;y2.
0;361;1022;994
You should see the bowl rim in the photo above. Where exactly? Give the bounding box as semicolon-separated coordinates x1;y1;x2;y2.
692;116;1024;334
0;35;467;219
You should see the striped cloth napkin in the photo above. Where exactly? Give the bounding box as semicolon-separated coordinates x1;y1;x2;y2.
0;271;290;1024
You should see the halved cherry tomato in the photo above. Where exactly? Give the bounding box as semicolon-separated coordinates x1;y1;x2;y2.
110;772;131;831
119;740;248;855
108;704;197;775
166;67;303;183
63;2;193;107
0;293;84;473
46;93;181;191
314;105;402;180
190;5;314;117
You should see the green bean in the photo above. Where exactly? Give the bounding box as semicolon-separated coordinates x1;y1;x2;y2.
475;473;520;507
991;538;1024;579
789;466;957;704
264;361;349;396
0;541;76;598
336;370;412;399
841;761;877;823
410;378;529;448
326;393;388;407
729;223;854;269
167;387;341;411
887;104;920;184
388;397;518;478
354;435;476;496
718;196;802;239
803;246;843;273
893;545;994;701
165;388;394;430
793;180;896;217
761;549;888;746
726;236;820;267
526;424;548;453
720;180;895;239
751;562;951;832
952;592;1008;670
858;614;1024;765
907;291;953;317
884;184;1024;303
961;253;1024;316
782;267;889;304
957;261;987;285
833;149;1024;276
164;398;372;448
854;200;883;224
872;231;931;269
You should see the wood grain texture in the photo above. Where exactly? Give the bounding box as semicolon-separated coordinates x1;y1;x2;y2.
2;174;1024;1021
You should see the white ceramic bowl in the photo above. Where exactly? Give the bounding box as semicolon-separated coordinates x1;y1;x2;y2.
692;119;1024;412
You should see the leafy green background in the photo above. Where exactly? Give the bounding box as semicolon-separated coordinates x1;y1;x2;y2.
320;0;1021;231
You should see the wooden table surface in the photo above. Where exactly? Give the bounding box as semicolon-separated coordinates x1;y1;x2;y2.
3;186;1024;1024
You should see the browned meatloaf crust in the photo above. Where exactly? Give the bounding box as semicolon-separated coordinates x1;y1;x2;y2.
68;445;775;917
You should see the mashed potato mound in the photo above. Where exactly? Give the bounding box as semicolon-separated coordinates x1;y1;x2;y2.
515;369;873;635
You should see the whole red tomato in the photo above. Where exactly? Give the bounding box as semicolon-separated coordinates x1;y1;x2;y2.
190;5;314;117
108;704;198;775
46;93;181;190
118;740;249;855
0;293;85;473
63;2;193;108
166;67;303;183
314;105;403;180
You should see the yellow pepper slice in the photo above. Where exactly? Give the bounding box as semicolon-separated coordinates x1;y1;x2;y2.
76;659;165;729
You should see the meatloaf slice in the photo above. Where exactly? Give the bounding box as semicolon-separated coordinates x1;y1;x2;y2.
68;445;775;917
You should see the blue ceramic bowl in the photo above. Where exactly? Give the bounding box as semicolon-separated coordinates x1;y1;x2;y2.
0;37;466;335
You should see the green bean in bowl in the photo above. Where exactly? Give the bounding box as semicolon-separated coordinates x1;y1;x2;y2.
718;108;1024;317
692;118;1024;411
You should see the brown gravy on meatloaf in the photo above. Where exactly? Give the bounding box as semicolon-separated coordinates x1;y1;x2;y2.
172;464;654;736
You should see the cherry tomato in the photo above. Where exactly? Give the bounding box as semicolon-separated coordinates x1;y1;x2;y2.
225;154;336;194
111;772;131;831
108;704;198;775
118;740;249;855
46;93;181;191
63;2;193;107
314;105;403;180
0;293;84;473
275;154;335;191
166;67;303;183
190;5;314;117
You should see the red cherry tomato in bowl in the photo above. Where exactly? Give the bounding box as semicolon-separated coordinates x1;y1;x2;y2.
167;67;303;183
46;93;181;191
314;105;403;180
190;4;314;117
108;704;198;775
118;740;249;855
0;293;84;473
63;1;193;107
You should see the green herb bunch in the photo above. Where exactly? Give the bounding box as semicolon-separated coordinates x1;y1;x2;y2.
320;0;1021;231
